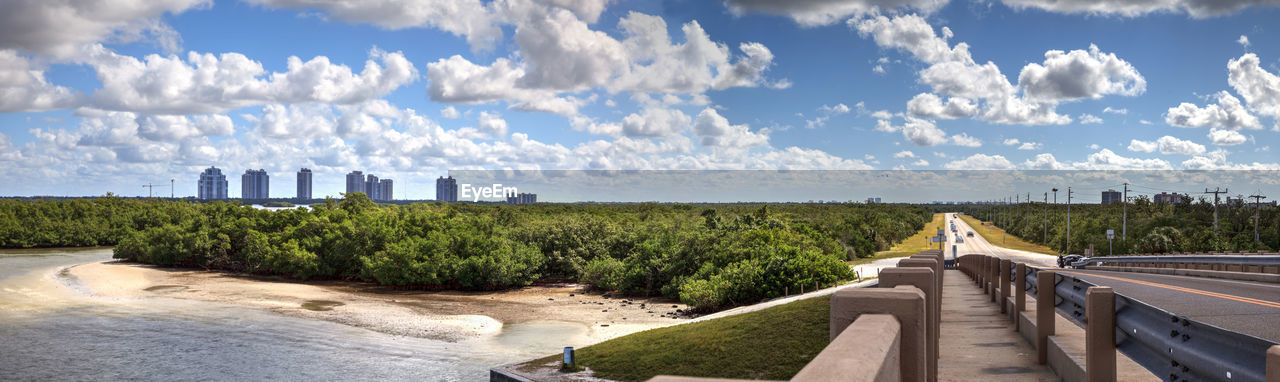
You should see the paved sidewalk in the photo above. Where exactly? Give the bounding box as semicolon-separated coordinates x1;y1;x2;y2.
938;269;1058;381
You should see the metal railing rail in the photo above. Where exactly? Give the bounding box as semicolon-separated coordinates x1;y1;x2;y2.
1030;265;1279;382
1081;254;1280;267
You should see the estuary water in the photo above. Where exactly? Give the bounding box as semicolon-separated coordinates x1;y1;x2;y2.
0;248;570;381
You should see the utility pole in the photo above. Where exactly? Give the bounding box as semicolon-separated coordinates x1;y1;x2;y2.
1251;194;1267;243
1043;192;1048;243
1122;183;1128;241
1052;188;1058;204
170;178;175;199
1066;187;1073;255
1206;187;1229;236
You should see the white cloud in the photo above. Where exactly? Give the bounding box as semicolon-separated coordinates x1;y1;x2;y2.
1165;91;1262;130
0;50;83;112
1102;106;1127;115
1078;148;1172;170
996;0;1280;18
1002;138;1020;146
893;150;916;158
477;111;509;138
621;107;691;137
805;103;851;128
906;93;977;119
86;45;418;114
1208;128;1247;146
692;108;769;147
945;153;1014;170
949;133;982;147
1238;35;1251;48
0;0;208;58
1226;53;1280;127
1139;120;1153;125
1156;135;1205;155
912;159;929;166
1089;143;1101;149
426;10;781;117
1127;139;1157;153
853;14;1140;126
1017;142;1041;150
1181;149;1280;170
1024;153;1067;170
723;0;947;26
244;0;502;51
1078;113;1104;124
875;117;948;146
441;106;460;119
1018;44;1146;102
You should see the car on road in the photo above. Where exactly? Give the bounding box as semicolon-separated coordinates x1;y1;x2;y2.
966;231;974;237
1058;254;1084;268
954;235;964;243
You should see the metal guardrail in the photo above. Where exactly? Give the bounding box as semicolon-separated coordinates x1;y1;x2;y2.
1081;254;1280;267
1032;266;1279;382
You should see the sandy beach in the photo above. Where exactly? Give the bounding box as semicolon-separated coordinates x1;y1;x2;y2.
68;260;692;344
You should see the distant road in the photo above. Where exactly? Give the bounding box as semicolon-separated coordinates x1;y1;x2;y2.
946;212;1280;342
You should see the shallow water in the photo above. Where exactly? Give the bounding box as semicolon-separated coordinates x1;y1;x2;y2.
0;248;583;381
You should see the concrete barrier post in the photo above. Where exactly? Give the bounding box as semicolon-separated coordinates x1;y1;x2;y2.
792;314;902;382
831;285;928;382
881;266;938;382
1267;345;1280;382
1015;263;1027;331
989;257;999;303
1037;271;1057;364
999;259;1011;313
1086;286;1116;382
977;256;986;287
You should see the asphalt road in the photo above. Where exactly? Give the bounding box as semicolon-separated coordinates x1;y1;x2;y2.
945;212;1280;343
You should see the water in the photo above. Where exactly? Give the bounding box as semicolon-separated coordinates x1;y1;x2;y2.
0;248;568;381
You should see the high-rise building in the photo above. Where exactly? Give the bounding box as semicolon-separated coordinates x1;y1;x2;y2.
241;169;269;199
378;179;393;201
365;174;381;201
1102;189;1122;204
507;192;537;204
345;171;364;196
1153;192;1185;204
297;168;312;200
198;167;228;200
436;176;457;202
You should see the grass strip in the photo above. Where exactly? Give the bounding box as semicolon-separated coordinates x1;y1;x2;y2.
573;295;831;381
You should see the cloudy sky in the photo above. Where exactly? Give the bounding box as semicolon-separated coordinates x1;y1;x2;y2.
1;0;1279;199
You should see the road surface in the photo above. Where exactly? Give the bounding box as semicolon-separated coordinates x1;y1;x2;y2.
945;212;1280;342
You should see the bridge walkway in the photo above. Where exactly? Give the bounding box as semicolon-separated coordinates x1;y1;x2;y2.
938;269;1058;381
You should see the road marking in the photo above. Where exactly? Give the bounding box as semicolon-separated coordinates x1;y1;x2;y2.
1058;271;1280;310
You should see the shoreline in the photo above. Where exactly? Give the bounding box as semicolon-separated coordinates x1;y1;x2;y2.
66;260;692;344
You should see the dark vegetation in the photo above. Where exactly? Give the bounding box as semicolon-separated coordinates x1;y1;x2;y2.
953;197;1278;255
0;195;930;309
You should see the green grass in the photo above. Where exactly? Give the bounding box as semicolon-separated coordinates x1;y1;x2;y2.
852;213;946;266
956;214;1056;255
573;295;831;381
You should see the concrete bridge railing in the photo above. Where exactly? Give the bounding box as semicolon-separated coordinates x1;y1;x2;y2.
649;249;946;382
959;254;1280;382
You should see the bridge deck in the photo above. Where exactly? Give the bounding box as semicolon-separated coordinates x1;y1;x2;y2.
938;269;1057;381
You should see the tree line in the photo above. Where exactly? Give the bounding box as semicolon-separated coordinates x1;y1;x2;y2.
951;196;1278;255
0;195;931;310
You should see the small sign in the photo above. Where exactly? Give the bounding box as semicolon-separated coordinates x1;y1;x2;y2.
1106;229;1114;240
937;228;944;236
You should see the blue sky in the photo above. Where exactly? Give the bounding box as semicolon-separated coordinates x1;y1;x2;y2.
1;0;1278;199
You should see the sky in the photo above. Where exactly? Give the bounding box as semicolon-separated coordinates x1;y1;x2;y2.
1;0;1279;199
